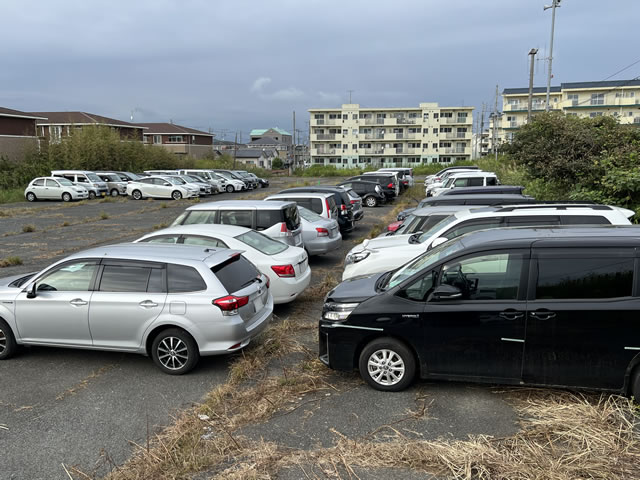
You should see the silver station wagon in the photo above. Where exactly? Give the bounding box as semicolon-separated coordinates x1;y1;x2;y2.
0;244;273;374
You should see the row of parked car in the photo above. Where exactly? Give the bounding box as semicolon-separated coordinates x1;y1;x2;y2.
424;165;499;197
319;169;640;401
23;168;269;203
0;171;415;375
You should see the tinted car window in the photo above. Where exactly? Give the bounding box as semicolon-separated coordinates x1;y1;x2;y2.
256;209;283;230
236;230;288;255
211;255;260;293
535;256;634;299
180;210;217;225
561;215;610;225
442;218;503;241
486;177;498;186
284;205;300;230
147;268;165;293
505;216;560;227
99;265;151;292
467;178;483;187
441;253;524;300
182;236;228;248
37;261;98;292
220;210;253;228
167;264;207;293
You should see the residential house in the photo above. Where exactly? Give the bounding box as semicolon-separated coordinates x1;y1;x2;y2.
0;107;46;161
140;122;214;158
30;111;146;142
231;148;277;169
309;103;474;168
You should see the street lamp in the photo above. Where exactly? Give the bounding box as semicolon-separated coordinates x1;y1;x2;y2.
544;0;561;112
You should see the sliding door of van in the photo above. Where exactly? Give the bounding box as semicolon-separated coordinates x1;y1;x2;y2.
523;248;639;390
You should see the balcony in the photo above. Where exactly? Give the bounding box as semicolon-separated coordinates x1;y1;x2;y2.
312;119;338;126
445;132;470;139
442;147;470;154
364;133;385;140
311;148;338;155
392;117;418;125
443;116;471;124
362;148;385;154
315;133;336;140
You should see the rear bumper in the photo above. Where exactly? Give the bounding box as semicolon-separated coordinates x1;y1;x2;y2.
353;209;364;221
271;265;312;304
305;232;342;256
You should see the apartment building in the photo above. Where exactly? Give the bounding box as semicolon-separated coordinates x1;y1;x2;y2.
496;79;640;145
140;122;213;158
308;103;473;168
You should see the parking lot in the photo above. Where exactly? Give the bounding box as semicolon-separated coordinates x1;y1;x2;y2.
0;178;548;479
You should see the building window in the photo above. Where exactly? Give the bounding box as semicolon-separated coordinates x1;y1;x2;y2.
352;144;357;150
352;114;357;120
432;128;438;134
342;129;348;135
329;114;341;119
352;129;358;135
432;143;438;149
433;113;439;119
615;91;635;98
50;126;62;143
168;135;184;143
153;135;162;144
589;112;604;118
441;112;453;118
567;93;579;106
590;93;604;105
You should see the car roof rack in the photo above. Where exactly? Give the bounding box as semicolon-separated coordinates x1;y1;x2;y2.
496;204;612;212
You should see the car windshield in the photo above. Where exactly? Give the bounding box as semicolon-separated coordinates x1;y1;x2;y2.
416;214;459;243
394;214;415;235
57;178;74;186
190;175;206;182
103;174;120;181
217;172;234;180
235;230;288;255
383;240;465;290
87;173;102;182
123;172;140;181
298;206;324;222
164;177;181;185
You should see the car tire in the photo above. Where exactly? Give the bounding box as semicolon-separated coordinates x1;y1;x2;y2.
110;189;119;197
88;191;96;200
62;192;72;202
359;337;416;392
226;185;234;193
0;319;18;360
26;192;36;202
132;190;143;200
151;328;199;375
365;196;378;207
172;190;182;200
631;367;640;402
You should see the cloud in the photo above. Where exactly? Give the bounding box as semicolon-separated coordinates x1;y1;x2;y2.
317;91;341;103
251;77;272;93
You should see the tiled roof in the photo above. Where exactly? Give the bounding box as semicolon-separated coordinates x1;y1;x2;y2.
561;79;640;89
503;87;561;95
248;136;285;146
138;123;212;136
29;111;146;129
0;107;47;120
233;148;278;158
250;127;291;136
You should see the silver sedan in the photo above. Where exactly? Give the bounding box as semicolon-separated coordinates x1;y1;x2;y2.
298;206;342;256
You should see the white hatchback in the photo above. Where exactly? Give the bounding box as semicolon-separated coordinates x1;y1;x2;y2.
135;225;311;304
126;176;197;200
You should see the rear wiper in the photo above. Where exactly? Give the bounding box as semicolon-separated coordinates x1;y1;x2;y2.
239;276;260;289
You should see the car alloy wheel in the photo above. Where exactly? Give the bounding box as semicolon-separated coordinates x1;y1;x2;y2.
0;320;17;360
132;190;142;200
26;192;36;202
151;328;199;374
110;189;119;197
172;190;182;200
62;192;72;202
365;196;378;207
359;337;415;391
88;191;96;200
226;185;234;193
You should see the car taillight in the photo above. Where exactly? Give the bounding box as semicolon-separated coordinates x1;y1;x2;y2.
325;199;331;218
265;277;270;289
212;295;249;315
387;183;393;189
316;227;329;237
271;264;295;277
350;199;357;204
279;222;292;236
341;204;346;212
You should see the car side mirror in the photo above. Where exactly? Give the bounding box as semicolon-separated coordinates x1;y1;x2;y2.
430;284;462;301
164;182;171;186
26;282;37;299
431;237;448;249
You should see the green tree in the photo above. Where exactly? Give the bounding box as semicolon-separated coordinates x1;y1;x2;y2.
272;158;284;169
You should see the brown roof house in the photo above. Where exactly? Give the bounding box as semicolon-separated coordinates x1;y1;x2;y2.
0;107;47;161
30;111;146;142
231;147;278;169
140;123;214;159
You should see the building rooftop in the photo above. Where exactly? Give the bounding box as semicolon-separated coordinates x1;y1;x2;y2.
138;123;212;136
503;87;562;95
250;127;291;136
561;79;640;90
29;111;146;129
0;107;47;120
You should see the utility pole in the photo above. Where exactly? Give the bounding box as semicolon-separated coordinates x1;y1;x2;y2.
527;48;539;121
479;103;486;158
232;132;238;169
347;90;354;104
493;85;499;161
292;110;296;170
544;0;561;111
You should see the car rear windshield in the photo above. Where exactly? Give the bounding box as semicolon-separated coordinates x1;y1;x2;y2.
211;254;260;293
235;230;288;255
298;206;324;222
284;204;301;230
173;210;217;225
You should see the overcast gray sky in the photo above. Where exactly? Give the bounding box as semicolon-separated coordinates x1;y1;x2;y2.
1;0;638;141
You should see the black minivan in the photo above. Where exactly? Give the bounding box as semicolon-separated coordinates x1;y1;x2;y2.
279;186;355;233
320;226;640;397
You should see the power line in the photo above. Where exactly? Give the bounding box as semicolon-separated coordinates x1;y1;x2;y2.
603;58;640;81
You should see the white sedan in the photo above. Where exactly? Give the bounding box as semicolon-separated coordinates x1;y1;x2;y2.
126;176;198;200
135;224;311;304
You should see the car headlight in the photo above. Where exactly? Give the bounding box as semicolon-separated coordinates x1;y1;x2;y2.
345;250;370;265
323;302;360;322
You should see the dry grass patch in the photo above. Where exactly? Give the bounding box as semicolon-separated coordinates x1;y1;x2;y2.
0;256;22;267
21;224;36;233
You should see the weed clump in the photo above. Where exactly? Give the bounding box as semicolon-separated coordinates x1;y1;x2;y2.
21;224;35;233
0;256;22;267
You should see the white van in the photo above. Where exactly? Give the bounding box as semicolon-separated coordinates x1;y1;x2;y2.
50;170;109;199
431;171;499;196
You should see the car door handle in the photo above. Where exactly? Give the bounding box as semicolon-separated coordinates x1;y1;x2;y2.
530;311;556;321
69;298;88;306
139;300;159;308
499;311;524;320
